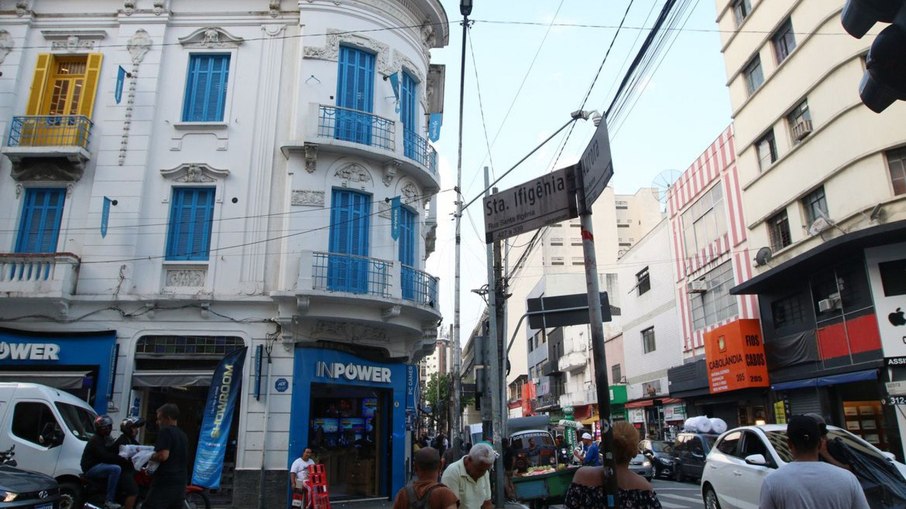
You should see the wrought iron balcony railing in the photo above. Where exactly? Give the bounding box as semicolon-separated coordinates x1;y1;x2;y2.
312;251;392;298
403;129;438;175
401;264;439;309
7;115;93;149
317;105;395;151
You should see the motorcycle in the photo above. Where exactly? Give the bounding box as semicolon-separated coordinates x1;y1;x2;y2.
0;445;16;467
80;467;211;509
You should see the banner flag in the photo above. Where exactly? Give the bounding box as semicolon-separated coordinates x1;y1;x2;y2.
428;113;443;142
390;196;401;241
115;66;126;104
192;347;247;489
388;73;400;113
101;197;112;238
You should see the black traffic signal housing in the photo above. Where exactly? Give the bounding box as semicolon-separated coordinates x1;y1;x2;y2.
842;0;906;112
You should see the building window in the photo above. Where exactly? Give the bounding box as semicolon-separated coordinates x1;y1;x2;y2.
12;402;58;446
887;147;906;195
182;54;230;122
801;187;829;225
550;238;563;246
399;205;418;300
551;257;565;266
166;187;215;261
528;336;533;353
690;261;739;330
768;210;792;251
336;46;376;144
328;189;372;293
571;238;582;246
771;294;805;329
743;55;764;95
642;327;656;354
636;267;651;295
611;364;622;384
15;188;65;253
756;130;778;171
681;184;728;257
772;19;797;64
401;71;418;160
26;53;102;119
787;100;812;143
572;257;585;266
732;0;752;26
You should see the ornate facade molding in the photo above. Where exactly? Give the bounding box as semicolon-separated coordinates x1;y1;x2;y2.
123;1;135;15
0;31;13;65
127;29;152;65
303;29;391;75
399;179;420;206
41;30;107;52
16;1;30;17
165;268;207;287
310;320;388;342
160;163;230;183
153;0;167;15
382;159;400;186
303;143;318;173
333;162;373;189
291;190;325;207
269;0;280;17
178;27;244;49
392;52;427;114
378;201;391;219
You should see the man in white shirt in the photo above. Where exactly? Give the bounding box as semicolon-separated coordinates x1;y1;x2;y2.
290;448;316;507
441;443;495;509
759;415;869;509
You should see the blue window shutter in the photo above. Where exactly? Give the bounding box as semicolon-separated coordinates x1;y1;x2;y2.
328;189;371;293
15;188;65;253
166;187;215;260
336;46;375;144
399;206;417;300
183;54;230;122
401;72;417;159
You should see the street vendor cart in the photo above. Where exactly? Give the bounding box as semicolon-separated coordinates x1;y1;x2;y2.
506;417;579;509
512;467;578;509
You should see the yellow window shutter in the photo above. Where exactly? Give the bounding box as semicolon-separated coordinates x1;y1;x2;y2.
25;53;52;115
77;53;104;118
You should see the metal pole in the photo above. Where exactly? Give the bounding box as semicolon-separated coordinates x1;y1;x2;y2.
484;168;505;507
257;340;274;509
575;166;619;508
451;8;469;450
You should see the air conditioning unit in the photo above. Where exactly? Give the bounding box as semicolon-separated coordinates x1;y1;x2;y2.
688;280;708;293
807;216;833;236
793;120;813;141
818;298;836;312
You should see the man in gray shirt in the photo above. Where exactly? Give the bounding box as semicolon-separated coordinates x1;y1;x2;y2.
759;415;869;509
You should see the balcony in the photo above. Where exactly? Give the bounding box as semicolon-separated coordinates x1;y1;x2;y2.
0;253;80;299
1;116;93;181
272;250;441;360
280;104;439;191
559;351;587;373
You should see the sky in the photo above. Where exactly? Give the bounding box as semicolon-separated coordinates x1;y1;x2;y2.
424;0;733;345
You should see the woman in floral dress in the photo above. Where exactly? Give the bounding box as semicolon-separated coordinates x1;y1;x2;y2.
563;421;662;508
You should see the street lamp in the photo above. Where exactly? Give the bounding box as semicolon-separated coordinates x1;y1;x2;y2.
460;0;472;16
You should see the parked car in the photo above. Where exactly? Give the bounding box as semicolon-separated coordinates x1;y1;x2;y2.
629;453;653;481
672;431;719;483
0;463;61;508
639;439;674;479
701;424;906;509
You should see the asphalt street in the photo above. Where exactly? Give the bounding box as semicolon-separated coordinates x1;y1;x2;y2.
327;479;704;509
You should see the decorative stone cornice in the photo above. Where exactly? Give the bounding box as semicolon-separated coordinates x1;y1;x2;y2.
160;163;230;183
303;29;391;75
178;27;244;49
303;143;318;173
41;30;107;52
333;162;373;189
0;31;13;65
127;29;151;65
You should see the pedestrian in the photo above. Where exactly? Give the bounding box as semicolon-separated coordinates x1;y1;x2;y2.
113;417;146;509
803;413;852;471
290;448;316;507
441;437;464;473
144;403;189;509
393;447;458;509
573;432;600;466
563;421;662;509
81;415;126;509
440;442;494;509
758;415;869;509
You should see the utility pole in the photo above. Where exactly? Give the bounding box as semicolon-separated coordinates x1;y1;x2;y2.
483;168;505;507
451;0;472;449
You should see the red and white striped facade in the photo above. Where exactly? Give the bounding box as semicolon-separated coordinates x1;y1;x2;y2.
667;125;759;353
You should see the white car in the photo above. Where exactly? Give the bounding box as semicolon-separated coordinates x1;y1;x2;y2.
700;424;906;509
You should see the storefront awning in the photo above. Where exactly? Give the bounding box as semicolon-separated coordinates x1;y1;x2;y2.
132;371;214;388
581;414;599;425
771;369;877;391
625;399;653;408
0;370;91;390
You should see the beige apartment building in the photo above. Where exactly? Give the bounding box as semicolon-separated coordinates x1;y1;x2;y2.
717;0;906;456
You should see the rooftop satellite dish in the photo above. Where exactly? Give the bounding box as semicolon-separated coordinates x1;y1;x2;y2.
754;247;773;267
652;169;682;210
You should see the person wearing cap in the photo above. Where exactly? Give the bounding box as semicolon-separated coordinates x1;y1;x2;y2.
803;413;852;471
574;432;601;466
758;415;868;509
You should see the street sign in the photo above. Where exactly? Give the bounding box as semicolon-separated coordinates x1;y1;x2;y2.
527;292;612;329
579;118;614;208
483;165;578;243
887;381;906;395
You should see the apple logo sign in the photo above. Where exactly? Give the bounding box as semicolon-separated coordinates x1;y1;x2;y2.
891;308;906;327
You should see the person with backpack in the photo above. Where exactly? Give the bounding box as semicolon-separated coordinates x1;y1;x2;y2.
393;447;458;509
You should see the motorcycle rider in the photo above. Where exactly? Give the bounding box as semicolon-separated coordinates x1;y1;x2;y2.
112;417;146;509
81;415;127;509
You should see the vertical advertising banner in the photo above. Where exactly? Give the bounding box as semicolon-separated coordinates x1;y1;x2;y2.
704;319;770;394
192;347;247;489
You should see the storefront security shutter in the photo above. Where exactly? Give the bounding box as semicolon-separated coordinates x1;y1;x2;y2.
787;388;822;416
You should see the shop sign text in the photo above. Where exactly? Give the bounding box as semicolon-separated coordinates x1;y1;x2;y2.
316;361;391;383
0;342;60;361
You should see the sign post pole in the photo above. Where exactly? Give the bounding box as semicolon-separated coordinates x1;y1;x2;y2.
576;113;619;508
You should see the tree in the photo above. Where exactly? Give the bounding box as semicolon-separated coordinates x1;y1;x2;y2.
424;372;451;434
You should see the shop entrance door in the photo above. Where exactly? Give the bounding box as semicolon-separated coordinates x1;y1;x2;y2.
309;383;390;500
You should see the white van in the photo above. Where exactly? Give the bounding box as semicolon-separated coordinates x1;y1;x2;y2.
0;382;98;508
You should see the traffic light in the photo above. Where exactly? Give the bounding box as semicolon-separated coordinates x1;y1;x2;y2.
842;0;906;112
